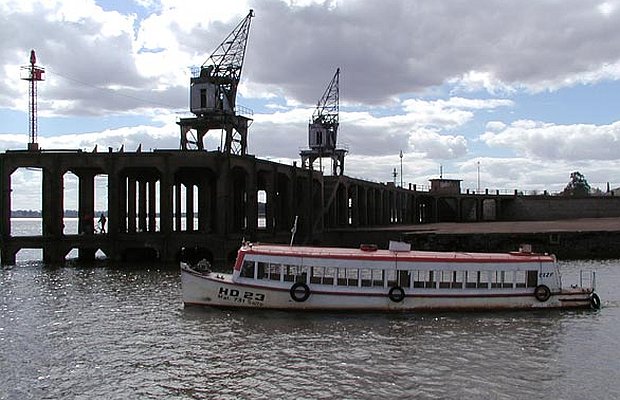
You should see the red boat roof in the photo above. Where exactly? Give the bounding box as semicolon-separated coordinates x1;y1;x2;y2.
239;243;555;264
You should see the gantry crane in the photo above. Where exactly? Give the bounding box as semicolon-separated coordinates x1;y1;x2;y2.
300;68;347;175
179;10;254;153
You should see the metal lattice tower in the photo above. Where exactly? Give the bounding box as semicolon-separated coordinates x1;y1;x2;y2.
20;49;45;151
301;68;347;175
179;10;255;153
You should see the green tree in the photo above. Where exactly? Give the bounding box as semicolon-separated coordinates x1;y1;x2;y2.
562;171;591;197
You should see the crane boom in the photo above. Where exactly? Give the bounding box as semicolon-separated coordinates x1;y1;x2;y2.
312;67;339;128
181;10;255;154
192;9;254;115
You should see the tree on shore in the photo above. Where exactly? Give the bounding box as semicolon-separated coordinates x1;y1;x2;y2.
561;171;591;197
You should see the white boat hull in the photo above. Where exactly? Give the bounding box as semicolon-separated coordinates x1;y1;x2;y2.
181;264;595;312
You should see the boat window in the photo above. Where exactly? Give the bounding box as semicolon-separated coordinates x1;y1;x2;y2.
465;271;477;288
360;269;372;287
372;269;383;287
283;265;308;283
296;266;309;284
439;270;452;288
323;267;336;285
452;271;463;289
283;265;295;282
266;263;280;281
335;269;358;286
490;271;500;288
476;271;489;289
347;269;359;286
240;260;254;278
397;270;410;288
336;268;344;285
501;271;512;288
257;262;266;279
515;270;526;288
310;266;323;284
386;270;397;287
413;270;425;288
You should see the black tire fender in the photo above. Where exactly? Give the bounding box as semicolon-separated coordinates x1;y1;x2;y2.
590;292;601;310
534;284;551;302
388;286;406;303
290;282;311;302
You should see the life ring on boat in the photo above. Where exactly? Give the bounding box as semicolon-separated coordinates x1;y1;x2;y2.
590;293;601;310
388;286;406;303
290;282;311;302
534;285;551;302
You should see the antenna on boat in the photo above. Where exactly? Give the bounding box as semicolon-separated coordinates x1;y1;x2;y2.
290;215;298;246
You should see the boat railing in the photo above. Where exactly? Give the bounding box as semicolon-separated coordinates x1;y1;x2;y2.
579;270;596;290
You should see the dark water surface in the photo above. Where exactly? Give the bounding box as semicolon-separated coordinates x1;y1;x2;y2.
1;258;619;399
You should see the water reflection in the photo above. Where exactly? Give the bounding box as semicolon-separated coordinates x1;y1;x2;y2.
1;260;618;399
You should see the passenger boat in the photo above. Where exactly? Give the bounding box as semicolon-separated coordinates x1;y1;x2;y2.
181;241;601;311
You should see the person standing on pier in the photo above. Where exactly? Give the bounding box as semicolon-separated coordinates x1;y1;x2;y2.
98;213;107;234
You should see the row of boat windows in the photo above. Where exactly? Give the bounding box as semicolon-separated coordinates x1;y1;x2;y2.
240;261;540;289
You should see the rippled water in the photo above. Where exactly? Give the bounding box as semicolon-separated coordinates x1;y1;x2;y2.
1;258;619;399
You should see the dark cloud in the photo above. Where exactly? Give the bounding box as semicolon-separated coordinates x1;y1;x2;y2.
244;0;620;103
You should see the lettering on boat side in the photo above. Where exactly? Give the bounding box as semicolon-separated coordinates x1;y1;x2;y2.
218;287;265;306
539;272;554;278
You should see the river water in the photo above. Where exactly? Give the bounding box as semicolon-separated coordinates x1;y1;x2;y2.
1;222;620;399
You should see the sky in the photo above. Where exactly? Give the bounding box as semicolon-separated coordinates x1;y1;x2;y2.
2;0;620;210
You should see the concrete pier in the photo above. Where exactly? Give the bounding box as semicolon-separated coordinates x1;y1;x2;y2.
3;149;620;265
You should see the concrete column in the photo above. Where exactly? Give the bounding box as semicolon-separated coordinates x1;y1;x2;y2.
148;180;156;232
216;161;230;235
127;177;136;233
42;165;64;263
0;163;11;240
245;168;257;236
109;170;123;235
175;183;182;231
264;173;274;232
138;180;147;232
285;173;294;230
78;171;95;235
197;178;207;233
159;172;172;234
0;162;13;265
186;183;194;231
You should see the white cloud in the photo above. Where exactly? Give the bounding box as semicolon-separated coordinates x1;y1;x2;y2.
481;120;620;161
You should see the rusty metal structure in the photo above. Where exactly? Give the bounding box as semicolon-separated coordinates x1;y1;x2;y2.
300;68;347;175
178;10;254;153
20;50;45;152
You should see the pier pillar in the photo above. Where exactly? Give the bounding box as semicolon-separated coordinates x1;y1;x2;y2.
127;177;136;233
77;170;96;235
245;168;257;236
175;183;182;231
148;180;157;232
42;166;64;263
138;180;147;232
110;171;124;235
186;183;194;231
159;172;172;235
216;162;231;235
0;162;12;264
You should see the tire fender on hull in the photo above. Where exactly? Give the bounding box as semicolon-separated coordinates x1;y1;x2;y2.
290;282;311;302
590;292;601;310
388;286;406;303
534;285;551;302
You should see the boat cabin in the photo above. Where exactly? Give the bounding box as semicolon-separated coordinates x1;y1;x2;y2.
232;244;561;291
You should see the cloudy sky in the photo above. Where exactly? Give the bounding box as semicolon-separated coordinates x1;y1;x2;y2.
2;0;620;209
